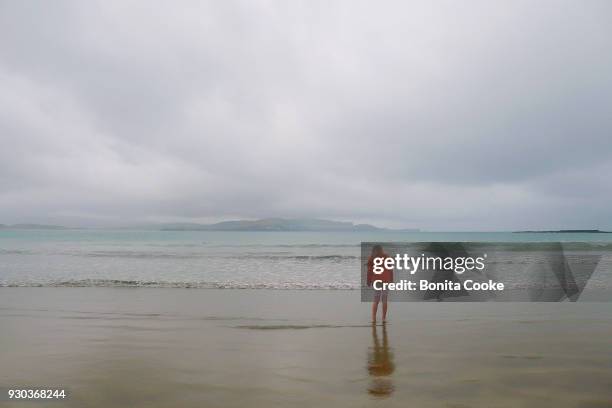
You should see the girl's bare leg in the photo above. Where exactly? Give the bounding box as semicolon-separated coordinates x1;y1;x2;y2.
372;299;379;323
382;298;388;322
372;300;379;322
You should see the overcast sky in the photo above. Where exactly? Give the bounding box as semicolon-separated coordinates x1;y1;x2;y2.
1;1;611;230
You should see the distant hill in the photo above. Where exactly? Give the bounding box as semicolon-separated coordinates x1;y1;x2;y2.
158;218;418;232
0;224;68;230
514;229;610;233
0;219;421;232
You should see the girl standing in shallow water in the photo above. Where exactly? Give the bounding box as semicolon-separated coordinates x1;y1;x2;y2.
367;245;394;323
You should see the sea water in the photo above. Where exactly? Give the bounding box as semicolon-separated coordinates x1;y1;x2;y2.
1;230;611;290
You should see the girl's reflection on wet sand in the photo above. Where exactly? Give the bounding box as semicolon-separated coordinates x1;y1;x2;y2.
367;323;395;397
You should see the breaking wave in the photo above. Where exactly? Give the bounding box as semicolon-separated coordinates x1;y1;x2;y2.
0;279;360;290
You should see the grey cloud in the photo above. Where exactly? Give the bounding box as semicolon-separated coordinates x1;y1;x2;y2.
1;0;611;230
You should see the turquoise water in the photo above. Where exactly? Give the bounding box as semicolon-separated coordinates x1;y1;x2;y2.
1;230;611;288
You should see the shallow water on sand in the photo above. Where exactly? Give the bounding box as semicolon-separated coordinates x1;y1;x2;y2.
0;288;611;408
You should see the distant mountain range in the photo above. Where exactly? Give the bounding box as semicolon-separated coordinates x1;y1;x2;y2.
2;222;607;233
513;229;610;233
0;224;68;230
0;219;419;232
158;218;419;232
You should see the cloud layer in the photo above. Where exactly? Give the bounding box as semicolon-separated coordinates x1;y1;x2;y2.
1;0;611;229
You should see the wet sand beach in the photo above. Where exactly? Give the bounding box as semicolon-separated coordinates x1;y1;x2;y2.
1;288;611;407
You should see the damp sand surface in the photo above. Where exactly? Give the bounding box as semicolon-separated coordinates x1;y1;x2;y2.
1;288;611;408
